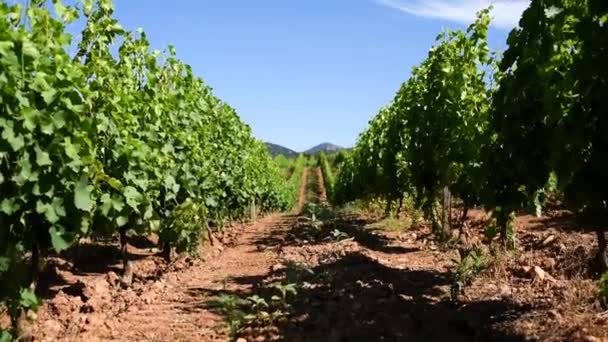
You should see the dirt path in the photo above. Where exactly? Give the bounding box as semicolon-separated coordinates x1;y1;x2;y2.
31;168;307;342
33;213;298;342
104;214;293;342
314;167;327;204
293;167;308;214
30;171;608;341
303;167;326;205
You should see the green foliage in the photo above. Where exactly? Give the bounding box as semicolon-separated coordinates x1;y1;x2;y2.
487;0;608;222
599;272;608;306
0;0;290;329
0;0;93;330
206;294;249;338
478;0;608;247
404;9;493;218
334;10;495;237
450;247;488;299
207;281;299;340
270;282;298;303
332;150;347;168
335;0;608;257
334;105;407;207
273;155;292;178
286;154;306;210
157;199;206;255
302;202;332;222
328;229;349;241
0;330;12;342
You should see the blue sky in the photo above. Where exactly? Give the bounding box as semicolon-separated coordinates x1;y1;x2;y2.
105;0;527;151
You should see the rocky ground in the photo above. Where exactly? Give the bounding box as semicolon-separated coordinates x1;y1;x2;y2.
5;167;607;341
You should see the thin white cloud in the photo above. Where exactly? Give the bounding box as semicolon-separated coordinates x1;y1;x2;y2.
375;0;529;29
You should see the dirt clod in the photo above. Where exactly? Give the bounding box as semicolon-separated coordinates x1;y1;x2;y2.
543;235;557;246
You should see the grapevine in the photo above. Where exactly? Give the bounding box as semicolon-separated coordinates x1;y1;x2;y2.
0;0;291;336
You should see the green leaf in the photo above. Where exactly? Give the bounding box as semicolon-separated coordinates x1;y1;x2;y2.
1;124;25;151
22;107;39;131
100;0;113;11
42;88;58;105
544;6;563;19
116;216;128;227
205;196;217;208
37;198;65;224
21;41;40;59
106;176;123;191
144;204;153;220
54;0;68;19
52;197;66;217
100;193;112;216
124;186;143;209
0;330;12;342
83;0;94;16
49;226;72;253
111;194;125;211
63;137;80;161
1;198;18;215
0;41;14;55
74;177;94;212
14;154;33;185
35;145;52;166
0;257;10;273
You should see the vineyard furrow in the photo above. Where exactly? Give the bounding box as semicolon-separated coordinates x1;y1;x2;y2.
1;0;607;340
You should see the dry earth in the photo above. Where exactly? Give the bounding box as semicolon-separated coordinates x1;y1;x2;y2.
11;167;608;341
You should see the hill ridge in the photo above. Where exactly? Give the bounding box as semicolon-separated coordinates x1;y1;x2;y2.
265;142;346;157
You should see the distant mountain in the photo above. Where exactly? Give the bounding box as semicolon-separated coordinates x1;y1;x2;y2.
303;143;345;155
265;142;347;157
265;142;298;158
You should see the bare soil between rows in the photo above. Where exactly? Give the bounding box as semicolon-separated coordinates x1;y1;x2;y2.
17;170;608;341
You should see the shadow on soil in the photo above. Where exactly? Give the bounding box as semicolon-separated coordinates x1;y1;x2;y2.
333;215;420;254
193;216;532;342
253;214;418;255
193;251;531;341
37;237;155;299
59;239;151;275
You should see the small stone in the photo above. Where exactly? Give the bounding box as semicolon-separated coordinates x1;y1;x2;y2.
499;284;512;297
56;267;79;285
530;266;556;282
106;271;120;287
548;310;561;320
86;278;111;301
141;292;155;304
542;235;556;246
271;263;285;272
43;319;63;336
236;338;248;342
533;266;546;281
583;336;601;342
544;257;557;269
86;314;103;327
